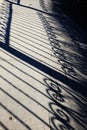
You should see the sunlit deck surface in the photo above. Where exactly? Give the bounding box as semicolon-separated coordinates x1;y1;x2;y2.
0;0;87;130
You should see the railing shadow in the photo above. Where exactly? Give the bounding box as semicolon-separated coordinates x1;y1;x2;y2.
0;0;87;130
0;103;31;130
37;11;87;86
0;122;8;130
6;0;20;4
44;77;87;130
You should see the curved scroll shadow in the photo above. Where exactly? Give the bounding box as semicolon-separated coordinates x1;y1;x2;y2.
0;1;87;130
37;12;87;93
0;0;87;98
44;77;87;130
51;116;75;130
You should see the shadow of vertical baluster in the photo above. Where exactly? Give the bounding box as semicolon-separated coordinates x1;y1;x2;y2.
5;2;12;46
18;0;20;5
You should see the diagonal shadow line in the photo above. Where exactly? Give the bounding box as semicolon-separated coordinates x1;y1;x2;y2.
12;22;48;40
64;106;87;128
0;55;46;83
11;23;48;41
9;2;56;16
0;103;31;130
10;34;58;64
0;122;8;130
11;26;48;43
0;56;58;91
10;41;58;68
11;11;44;22
1;43;87;98
12;12;44;23
9;44;59;72
1;75;53;115
1;64;50;100
44;78;87;103
11;22;49;40
2;56;87;117
49;102;87;128
12;17;46;29
0;88;54;130
10;31;51;51
12;17;46;30
11;29;52;53
1;0;87;97
0;49;49;79
12;20;47;34
6;0;20;5
0;0;86;129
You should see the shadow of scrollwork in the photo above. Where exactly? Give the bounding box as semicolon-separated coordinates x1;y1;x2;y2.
0;0;87;130
51;116;75;130
37;11;87;89
39;0;47;11
44;77;87;130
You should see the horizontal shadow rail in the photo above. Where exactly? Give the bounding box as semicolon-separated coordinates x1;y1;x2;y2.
0;43;87;98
